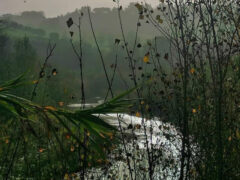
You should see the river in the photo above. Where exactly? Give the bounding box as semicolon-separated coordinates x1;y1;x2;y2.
68;103;182;179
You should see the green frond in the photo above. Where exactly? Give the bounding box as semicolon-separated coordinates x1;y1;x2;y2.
0;74;134;178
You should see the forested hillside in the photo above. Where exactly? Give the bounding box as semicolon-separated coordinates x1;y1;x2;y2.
0;5;170;102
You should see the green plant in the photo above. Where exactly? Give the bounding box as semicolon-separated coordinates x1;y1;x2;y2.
0;74;134;179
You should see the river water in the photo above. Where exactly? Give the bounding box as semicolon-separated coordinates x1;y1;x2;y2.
68;103;183;179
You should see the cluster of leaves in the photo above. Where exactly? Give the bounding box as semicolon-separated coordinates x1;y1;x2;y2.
106;1;240;179
0;74;134;179
132;0;240;178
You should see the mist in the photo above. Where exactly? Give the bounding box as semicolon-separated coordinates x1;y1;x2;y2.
0;0;158;17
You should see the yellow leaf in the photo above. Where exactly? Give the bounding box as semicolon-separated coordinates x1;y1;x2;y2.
192;109;197;113
156;15;163;24
0;87;4;91
110;134;113;140
64;173;70;180
105;132;113;137
32;80;38;84
5;139;9;144
99;133;105;138
58;102;64;106
135;3;143;12
52;69;57;76
97;159;103;163
136;112;141;117
158;18;163;24
141;100;145;105
81;154;84;160
65;134;70;139
39;148;44;153
190;68;195;74
228;136;232;141
143;54;150;63
44;106;57;111
104;132;114;139
70;146;75;152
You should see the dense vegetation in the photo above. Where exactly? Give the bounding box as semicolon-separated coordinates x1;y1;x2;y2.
0;0;240;179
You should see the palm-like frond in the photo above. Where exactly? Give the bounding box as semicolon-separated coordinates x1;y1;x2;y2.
0;75;134;178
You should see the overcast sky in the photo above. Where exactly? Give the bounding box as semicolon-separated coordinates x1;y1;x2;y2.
0;0;158;17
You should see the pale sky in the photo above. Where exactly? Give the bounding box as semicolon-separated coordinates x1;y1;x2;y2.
0;0;159;17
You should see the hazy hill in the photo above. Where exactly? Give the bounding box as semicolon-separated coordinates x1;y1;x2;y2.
0;3;160;40
0;3;170;99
